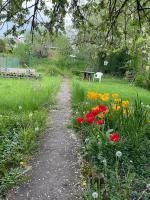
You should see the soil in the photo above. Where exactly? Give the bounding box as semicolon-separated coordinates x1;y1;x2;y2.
6;78;81;200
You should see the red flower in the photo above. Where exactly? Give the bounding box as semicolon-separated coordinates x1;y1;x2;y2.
76;117;84;123
109;133;120;142
91;107;101;116
99;105;107;112
86;112;95;118
86;116;95;123
97;120;104;125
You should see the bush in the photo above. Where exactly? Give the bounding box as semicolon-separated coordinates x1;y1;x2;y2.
135;71;150;90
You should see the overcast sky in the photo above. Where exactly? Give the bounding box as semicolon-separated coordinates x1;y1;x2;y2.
0;0;75;38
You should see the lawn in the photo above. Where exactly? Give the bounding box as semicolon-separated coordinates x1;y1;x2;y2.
0;76;60;112
73;77;150;105
0;76;60;196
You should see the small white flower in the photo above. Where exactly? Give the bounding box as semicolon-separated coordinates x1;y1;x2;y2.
146;183;150;191
92;192;98;199
146;105;150;108
19;106;22;110
29;113;33;118
85;138;89;143
0;114;2;117
102;159;107;166
106;129;114;134
35;127;39;132
116;151;122;158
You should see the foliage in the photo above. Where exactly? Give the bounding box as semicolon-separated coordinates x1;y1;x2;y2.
0;39;6;53
0;77;60;196
97;48;130;75
13;43;30;66
135;71;150;90
71;79;150;199
0;0;149;41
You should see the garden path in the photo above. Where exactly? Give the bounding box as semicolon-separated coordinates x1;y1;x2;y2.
6;78;81;200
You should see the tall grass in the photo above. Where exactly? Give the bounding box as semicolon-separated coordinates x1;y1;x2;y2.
0;76;60;196
0;77;60;112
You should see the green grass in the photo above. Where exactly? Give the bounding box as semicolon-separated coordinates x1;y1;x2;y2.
0;76;61;112
73;77;150;105
0;76;61;195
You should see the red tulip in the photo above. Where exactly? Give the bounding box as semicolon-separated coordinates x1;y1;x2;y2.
97;120;104;125
76;117;84;123
109;132;120;142
86;112;95;118
99;105;107;112
86;116;95;124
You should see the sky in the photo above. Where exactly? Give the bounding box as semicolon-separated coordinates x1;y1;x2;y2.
0;0;75;38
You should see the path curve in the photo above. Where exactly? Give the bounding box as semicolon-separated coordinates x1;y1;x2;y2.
6;79;81;200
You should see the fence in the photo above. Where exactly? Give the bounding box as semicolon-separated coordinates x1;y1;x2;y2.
0;56;20;68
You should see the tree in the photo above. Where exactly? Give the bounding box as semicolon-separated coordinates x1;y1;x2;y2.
0;39;6;53
0;0;149;42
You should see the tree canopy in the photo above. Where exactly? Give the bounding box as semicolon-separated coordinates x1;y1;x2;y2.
0;0;149;41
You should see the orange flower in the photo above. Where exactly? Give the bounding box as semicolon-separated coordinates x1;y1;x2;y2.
87;92;99;100
103;108;109;114
98;113;105;118
122;100;129;107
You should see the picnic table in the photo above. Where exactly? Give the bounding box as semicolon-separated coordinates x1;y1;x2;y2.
80;70;95;81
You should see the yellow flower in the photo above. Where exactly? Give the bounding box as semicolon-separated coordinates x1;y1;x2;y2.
122;100;129;107
114;98;121;103
112;93;119;99
98;93;102;99
101;93;109;102
112;104;120;111
87;92;99;100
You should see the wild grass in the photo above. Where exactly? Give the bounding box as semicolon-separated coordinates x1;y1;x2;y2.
0;76;60;196
0;76;60;112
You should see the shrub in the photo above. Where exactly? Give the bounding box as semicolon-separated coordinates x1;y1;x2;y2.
135;71;150;90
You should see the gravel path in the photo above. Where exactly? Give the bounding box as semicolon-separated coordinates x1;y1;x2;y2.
6;79;81;200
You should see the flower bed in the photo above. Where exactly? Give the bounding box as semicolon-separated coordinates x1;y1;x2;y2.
72;82;150;199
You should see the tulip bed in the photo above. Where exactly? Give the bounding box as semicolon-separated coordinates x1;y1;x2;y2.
71;80;150;200
0;76;60;196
